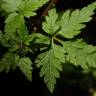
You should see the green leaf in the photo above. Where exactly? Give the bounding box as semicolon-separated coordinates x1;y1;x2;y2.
18;57;32;81
19;0;49;17
35;33;50;44
42;2;96;40
42;8;60;35
22;11;36;18
1;0;22;13
29;0;49;11
62;40;96;69
0;52;19;73
36;44;65;93
0;31;10;47
5;12;18;23
17;25;28;42
24;33;36;45
4;13;28;41
24;33;50;46
5;13;23;40
58;2;96;39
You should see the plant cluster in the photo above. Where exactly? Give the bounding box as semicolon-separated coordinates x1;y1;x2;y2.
0;0;96;93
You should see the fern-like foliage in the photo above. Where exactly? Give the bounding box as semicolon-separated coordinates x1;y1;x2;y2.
19;0;49;17
42;2;96;39
18;57;32;81
58;2;96;39
5;13;26;40
1;0;22;13
0;0;49;81
42;8;60;35
36;2;96;93
0;0;96;94
36;43;65;93
0;52;19;73
62;40;96;69
1;0;49;17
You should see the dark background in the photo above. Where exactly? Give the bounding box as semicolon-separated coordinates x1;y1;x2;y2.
0;0;96;96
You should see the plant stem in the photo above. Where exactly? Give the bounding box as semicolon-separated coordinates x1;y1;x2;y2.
33;0;57;32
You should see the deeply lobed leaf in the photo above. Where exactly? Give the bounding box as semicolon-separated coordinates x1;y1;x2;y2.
4;12;28;41
58;2;96;39
0;52;19;73
1;0;49;17
42;2;96;39
62;40;96;69
36;43;65;93
42;8;60;35
19;0;49;17
18;57;32;81
1;0;22;13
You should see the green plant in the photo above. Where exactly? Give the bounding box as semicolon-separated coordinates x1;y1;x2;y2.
0;0;96;93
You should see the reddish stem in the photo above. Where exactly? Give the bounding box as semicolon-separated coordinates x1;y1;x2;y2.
33;0;58;32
